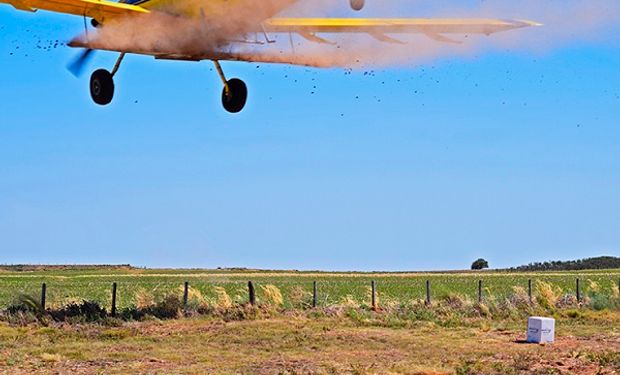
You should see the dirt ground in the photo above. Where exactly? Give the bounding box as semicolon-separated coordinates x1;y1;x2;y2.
0;314;619;374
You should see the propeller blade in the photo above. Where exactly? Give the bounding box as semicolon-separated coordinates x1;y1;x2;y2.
67;49;95;77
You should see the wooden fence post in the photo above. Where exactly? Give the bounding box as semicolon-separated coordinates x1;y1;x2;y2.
40;283;46;312
528;279;532;303
183;281;189;309
478;280;483;303
425;280;431;306
111;282;117;317
248;281;256;305
371;281;376;310
312;281;317;308
576;278;581;303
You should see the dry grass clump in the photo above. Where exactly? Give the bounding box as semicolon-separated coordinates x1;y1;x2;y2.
260;285;283;307
134;288;155;309
288;286;311;309
176;284;205;307
442;293;467;310
556;293;578;308
535;280;561;309
340;295;361;309
508;286;532;309
213;287;233;309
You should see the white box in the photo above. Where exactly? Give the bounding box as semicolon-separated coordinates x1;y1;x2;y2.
527;316;555;343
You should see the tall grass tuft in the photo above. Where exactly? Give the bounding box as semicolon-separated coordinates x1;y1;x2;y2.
134;288;155;309
535;281;560;310
213;287;233;309
260;285;283;307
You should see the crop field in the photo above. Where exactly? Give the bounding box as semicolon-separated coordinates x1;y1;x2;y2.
0;267;618;310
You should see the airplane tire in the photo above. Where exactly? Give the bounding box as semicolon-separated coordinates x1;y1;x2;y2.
221;78;247;113
90;69;114;106
350;0;364;11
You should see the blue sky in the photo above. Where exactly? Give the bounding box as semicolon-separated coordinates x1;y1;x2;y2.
0;3;619;270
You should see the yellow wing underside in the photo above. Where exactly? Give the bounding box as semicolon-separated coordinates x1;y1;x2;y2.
4;0;148;22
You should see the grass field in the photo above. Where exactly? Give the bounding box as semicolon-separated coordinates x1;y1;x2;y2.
0;268;620;308
0;267;618;310
1;308;619;374
0;268;619;374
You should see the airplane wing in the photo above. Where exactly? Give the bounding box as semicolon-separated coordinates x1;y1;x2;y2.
1;0;148;22
67;16;540;66
263;18;541;37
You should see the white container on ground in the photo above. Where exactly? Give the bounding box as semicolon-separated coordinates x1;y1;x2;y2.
527;316;555;343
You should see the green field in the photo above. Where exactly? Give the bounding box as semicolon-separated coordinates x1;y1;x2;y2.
0;267;618;310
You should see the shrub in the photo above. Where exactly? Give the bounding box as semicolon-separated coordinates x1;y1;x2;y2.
51;300;108;322
145;295;183;319
7;294;43;314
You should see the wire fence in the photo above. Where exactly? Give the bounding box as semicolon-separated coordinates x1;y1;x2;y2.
5;276;620;314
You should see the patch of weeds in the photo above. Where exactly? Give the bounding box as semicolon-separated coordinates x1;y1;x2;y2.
218;304;261;322
586;351;620;369
145;294;183;319
345;307;372;326
40;353;63;363
455;360;477;375
564;309;584;319
99;328;133;340
288;285;312;309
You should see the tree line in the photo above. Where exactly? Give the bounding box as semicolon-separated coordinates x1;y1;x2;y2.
510;256;620;271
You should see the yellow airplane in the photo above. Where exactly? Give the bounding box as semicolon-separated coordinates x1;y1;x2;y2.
0;0;540;113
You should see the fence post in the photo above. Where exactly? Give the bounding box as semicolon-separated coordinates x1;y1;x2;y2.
183;281;189;309
111;282;117;317
40;283;46;312
478;280;483;303
576;278;581;303
371;280;376;310
248;281;256;305
312;281;317;308
528;279;532;303
425;280;431;306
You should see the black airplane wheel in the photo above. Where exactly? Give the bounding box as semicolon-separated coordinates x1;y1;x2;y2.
90;69;114;106
350;0;364;11
221;78;247;113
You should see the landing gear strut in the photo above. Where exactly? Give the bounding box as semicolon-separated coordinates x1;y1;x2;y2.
213;60;247;113
87;55;248;113
89;53;124;106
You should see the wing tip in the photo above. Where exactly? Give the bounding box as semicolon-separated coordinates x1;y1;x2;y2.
516;19;543;27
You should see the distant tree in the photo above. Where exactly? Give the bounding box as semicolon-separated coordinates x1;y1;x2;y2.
471;258;489;270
